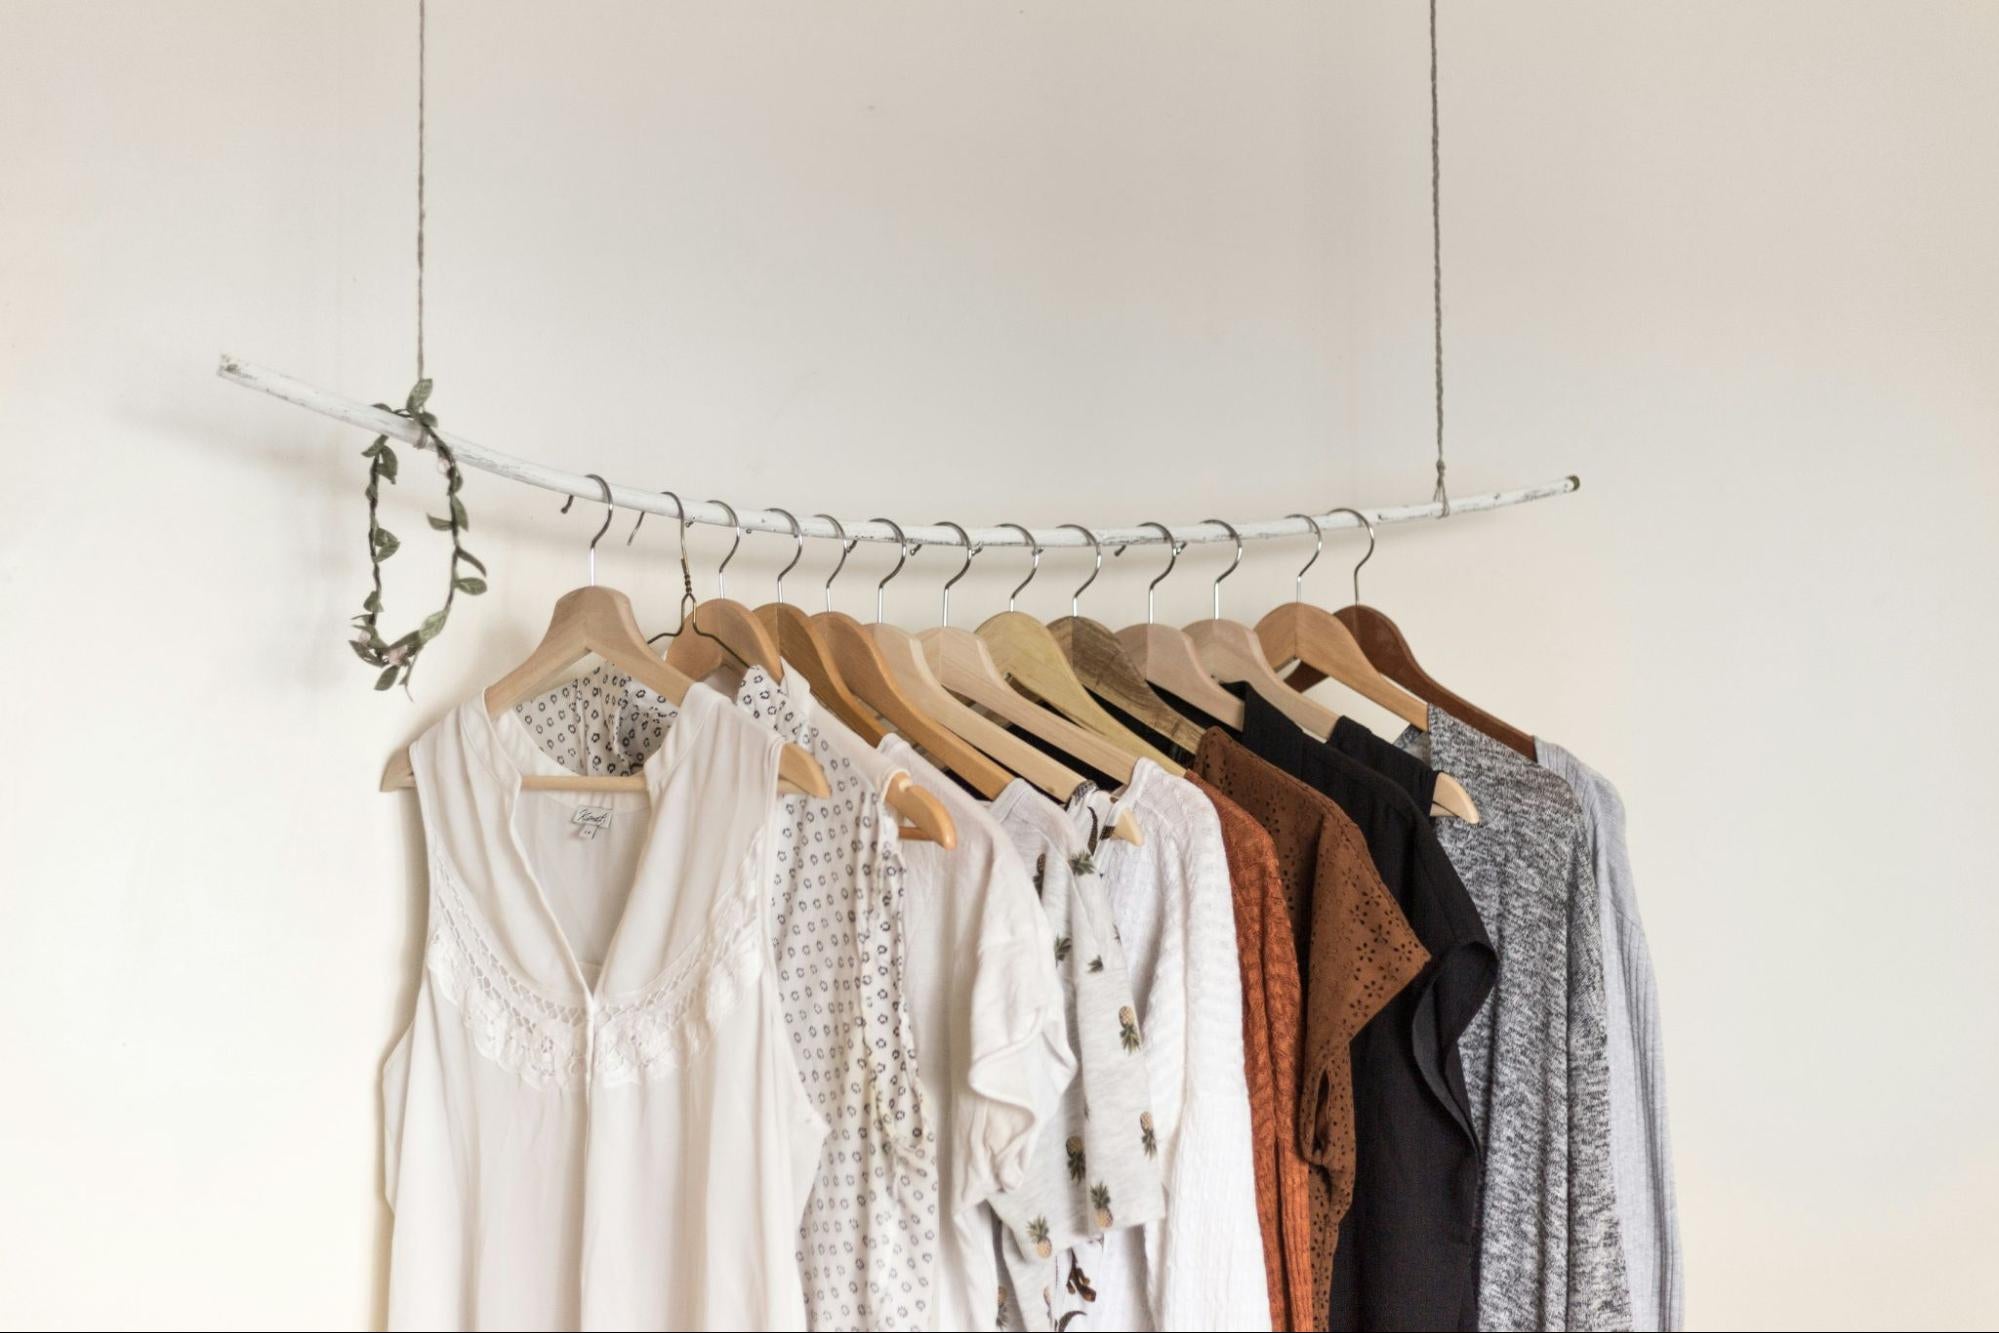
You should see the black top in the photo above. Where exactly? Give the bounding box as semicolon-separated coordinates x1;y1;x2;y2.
1329;714;1437;811
1220;690;1496;1333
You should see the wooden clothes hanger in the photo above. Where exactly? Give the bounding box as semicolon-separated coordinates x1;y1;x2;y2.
379;477;827;799
645;503;952;846
1113;522;1247;730
1182;518;1343;739
1253;511;1479;822
1046;525;1208;756
865;519;1142;844
974;524;1185;775
1269;510;1535;759
914;524;1157;790
1329;605;1536;758
808;515;1024;819
748;508;885;746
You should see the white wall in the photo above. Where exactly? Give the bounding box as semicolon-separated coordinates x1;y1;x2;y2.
3;2;1995;1328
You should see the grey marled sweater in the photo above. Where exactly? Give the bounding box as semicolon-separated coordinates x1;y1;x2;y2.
1400;709;1631;1331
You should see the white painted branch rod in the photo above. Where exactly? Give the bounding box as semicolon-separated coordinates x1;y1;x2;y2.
219;354;1578;548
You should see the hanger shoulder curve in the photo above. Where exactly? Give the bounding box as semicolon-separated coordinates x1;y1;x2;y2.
1185;616;1340;738
1115;622;1245;730
756;601;885;743
1330;604;1536;757
1256;602;1429;729
1048;615;1209;753
664;599;784;682
975;612;1184;774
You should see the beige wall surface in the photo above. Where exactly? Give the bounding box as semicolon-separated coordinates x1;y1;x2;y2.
3;2;1996;1328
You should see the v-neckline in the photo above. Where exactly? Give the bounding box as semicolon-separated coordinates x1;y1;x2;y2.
469;684;715;1005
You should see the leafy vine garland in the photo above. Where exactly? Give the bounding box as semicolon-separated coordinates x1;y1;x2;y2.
348;379;487;691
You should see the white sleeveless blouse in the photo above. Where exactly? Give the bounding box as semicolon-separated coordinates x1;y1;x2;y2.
382;684;828;1331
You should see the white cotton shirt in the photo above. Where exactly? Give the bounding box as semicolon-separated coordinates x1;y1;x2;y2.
515;662;939;1331
383;685;827;1331
1070;761;1271;1333
878;737;1074;1332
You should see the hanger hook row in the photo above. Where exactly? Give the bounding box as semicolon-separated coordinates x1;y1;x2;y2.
871;516;916;624
1202;517;1243;620
997;522;1040;612
1285;512;1324;603
766;507;803;606
1056;523;1101;617
935;520;980;627
1323;506;1376;606
816;513;855;615
558;473;615;585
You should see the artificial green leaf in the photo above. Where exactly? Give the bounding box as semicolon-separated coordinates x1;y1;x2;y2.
374;529;401;559
456;549;487;575
375;665;401;691
419;610;449;643
450;496;468;531
350;638;381;664
362;438;385;458
427;514;454;531
363;590;382;613
454;576;487;595
407;379;433;412
376;446;399;482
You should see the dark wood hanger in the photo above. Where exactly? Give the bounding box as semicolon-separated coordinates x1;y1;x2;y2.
1299;604;1535;758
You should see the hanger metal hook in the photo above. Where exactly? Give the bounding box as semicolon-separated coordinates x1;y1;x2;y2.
558;473;615;586
935;520;980;627
1203;517;1243;620
871;517;916;624
1324;507;1376;606
768;507;803;606
708;499;743;599
1056;524;1101;617
626;490;698;643
816;513;855;615
1113;520;1181;624
998;522;1040;612
1285;512;1324;603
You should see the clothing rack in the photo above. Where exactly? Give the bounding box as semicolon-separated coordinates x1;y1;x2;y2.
218;355;1579;549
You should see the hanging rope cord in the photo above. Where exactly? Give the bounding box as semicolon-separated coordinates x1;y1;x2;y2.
416;0;428;382
1428;0;1450;515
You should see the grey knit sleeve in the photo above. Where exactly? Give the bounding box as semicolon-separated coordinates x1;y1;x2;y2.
1564;832;1635;1331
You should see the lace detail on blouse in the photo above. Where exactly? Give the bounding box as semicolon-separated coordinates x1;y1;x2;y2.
424;853;765;1091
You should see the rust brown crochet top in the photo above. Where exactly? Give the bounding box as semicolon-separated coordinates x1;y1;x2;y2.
1189;775;1314;1332
1193;730;1429;1327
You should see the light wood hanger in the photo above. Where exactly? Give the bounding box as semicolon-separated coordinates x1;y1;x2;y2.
652;503;954;845
1184;518;1341;736
379;477;826;799
866;520;1141;843
1045;523;1209;755
1254;511;1479;823
808;516;1021;806
656;497;786;682
915;524;1145;787
751;508;885;745
1112;521;1247;729
974;524;1185;776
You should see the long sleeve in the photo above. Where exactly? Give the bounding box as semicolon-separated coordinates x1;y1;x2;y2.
1564;837;1635;1331
1147;806;1273;1332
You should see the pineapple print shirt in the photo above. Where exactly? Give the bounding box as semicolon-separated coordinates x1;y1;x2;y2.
512;664;937;1331
1069;761;1273;1333
985;782;1166;1333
